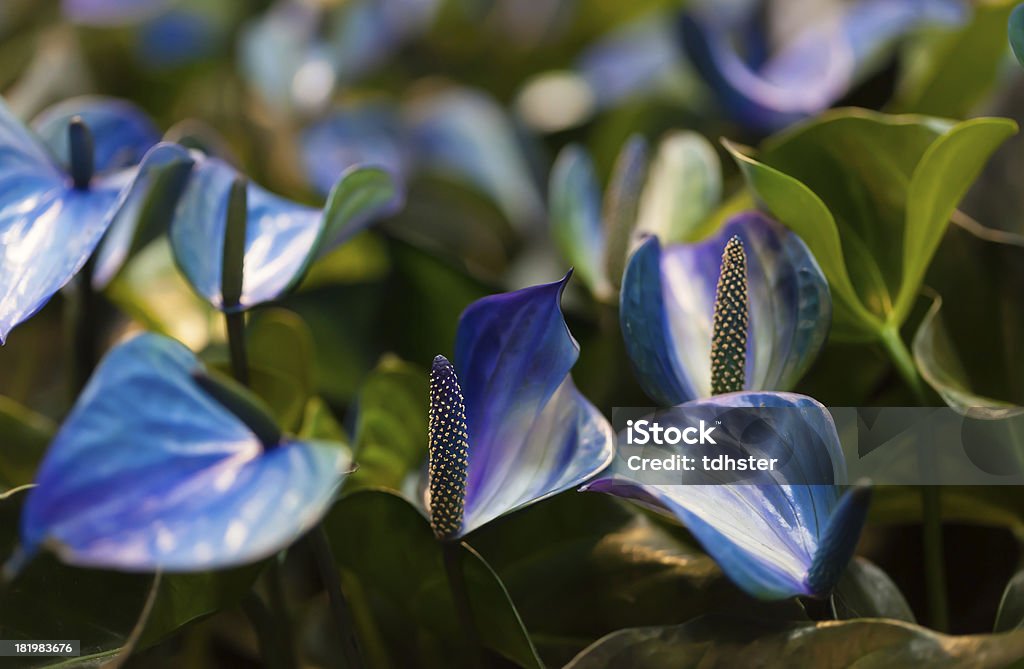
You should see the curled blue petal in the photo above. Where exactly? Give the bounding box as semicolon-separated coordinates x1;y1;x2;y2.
426;273;613;535
169;155;396;310
620;212;830;404
19;333;350;571
680;0;967;132
583;392;867;600
0;97;192;341
32;96;161;174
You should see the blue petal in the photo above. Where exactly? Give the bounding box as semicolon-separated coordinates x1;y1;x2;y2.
406;87;543;230
20;333;350;571
679;0;966;132
620;212;830;403
300;103;407;199
450;273;613;534
583;391;865;600
62;0;174;26
0;98;191;341
169;155;395;310
32;96;161;174
549;146;606;297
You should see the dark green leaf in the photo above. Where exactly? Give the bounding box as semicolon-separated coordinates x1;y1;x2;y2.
995;570;1024;632
0;397;53;492
831;557;915;623
565;615;1024;668
324;489;543;668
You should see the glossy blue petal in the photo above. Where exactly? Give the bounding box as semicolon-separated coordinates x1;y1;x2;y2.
620;212;830;404
583;392;868;600
434;273;613;535
19;333;350;571
300;104;407;199
0;98;192;341
679;0;966;132
406;87;543;230
32;96;161;174
63;0;175;25
169;155;396;310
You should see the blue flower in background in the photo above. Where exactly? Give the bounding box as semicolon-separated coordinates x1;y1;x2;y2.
13;333;351;572
583;392;871;600
301;102;408;199
422;273;614;539
239;0;438;115
0;96;192;342
679;0;967;133
621;212;831;406
169;154;398;311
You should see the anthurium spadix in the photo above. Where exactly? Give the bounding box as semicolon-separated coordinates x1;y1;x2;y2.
583;392;871;600
11;333;351;572
678;0;966;133
0;96;193;342
620;212;831;406
169;154;397;311
421;273;615;540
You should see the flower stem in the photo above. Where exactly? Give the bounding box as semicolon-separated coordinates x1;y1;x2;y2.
225;310;249;387
878;325;948;631
308;526;364;669
68;257;99;398
442;540;483;668
241;591;295;669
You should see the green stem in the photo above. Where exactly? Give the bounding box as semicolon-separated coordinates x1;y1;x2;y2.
442;541;483;668
225;310;249;387
241;592;294;669
878;325;948;631
308;526;364;669
69;258;99;398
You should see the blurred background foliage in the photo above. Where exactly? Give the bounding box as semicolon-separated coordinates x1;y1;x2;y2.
4;0;1024;667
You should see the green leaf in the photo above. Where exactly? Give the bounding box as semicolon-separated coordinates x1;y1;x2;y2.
996;570;1024;633
471;492;805;667
319;167;397;250
831;557;915;623
324;489;543;668
564;615;1024;668
0;487;260;667
345;356;428;493
726;110;1016;340
0;397;54;492
299;396;348;444
892;1;1017;119
603;136;648;291
637;131;721;245
248;308;316;406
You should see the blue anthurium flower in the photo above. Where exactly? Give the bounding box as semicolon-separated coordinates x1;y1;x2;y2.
679;0;967;133
582;391;871;600
620;212;831;406
13;333;351;572
421;273;615;539
0;96;192;342
168;154;398;311
239;0;438;114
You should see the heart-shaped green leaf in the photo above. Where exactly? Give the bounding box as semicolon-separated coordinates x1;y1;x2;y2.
831;557;915;623
323;489;543;668
726;110;1016;341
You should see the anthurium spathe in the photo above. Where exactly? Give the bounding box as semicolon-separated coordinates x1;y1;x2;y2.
12;333;351;572
0;96;193;342
421;273;615;539
583;392;871;601
679;0;966;133
620;211;831;406
168;154;397;311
